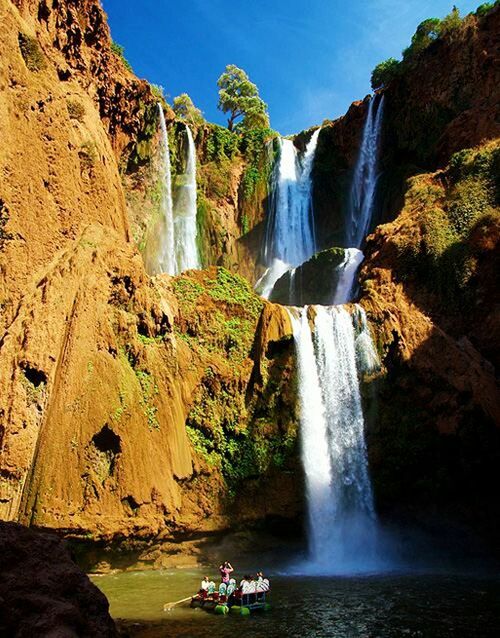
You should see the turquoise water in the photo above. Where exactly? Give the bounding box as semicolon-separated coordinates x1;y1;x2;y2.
92;568;500;637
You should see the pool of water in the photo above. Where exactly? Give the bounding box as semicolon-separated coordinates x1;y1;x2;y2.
92;568;500;637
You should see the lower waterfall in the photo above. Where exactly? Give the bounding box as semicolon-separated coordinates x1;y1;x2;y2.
289;304;387;574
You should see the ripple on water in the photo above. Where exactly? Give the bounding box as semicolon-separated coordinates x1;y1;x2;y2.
91;568;500;638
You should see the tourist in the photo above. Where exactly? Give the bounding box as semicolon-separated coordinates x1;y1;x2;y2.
227;578;236;597
257;572;270;591
239;574;251;591
219;560;234;583
200;575;210;592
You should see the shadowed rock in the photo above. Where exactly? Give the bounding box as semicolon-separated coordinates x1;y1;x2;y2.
270;248;345;305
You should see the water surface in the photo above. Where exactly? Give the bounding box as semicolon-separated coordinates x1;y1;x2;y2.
93;568;500;637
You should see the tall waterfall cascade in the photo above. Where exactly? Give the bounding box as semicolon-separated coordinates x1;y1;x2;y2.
346;94;385;249
289;305;385;574
157;104;176;275
174;124;200;272
155;107;200;275
256;129;320;298
330;93;385;305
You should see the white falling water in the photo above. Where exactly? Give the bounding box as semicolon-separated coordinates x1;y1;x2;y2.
289;304;385;574
346;94;385;249
332;248;365;305
174;125;200;272
157;104;176;275
257;129;320;298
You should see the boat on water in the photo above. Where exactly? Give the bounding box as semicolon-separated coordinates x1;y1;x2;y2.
191;591;271;616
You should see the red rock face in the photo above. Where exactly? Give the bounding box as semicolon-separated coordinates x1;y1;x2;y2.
0;521;117;636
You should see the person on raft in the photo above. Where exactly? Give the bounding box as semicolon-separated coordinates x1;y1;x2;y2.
219;560;234;584
200;576;210;592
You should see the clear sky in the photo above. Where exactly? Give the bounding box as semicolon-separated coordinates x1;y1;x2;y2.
101;0;480;135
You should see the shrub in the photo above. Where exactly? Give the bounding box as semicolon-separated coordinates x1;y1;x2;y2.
205;125;239;162
371;57;401;89
439;7;462;38
150;84;165;100
110;41;132;71
403;18;441;61
18;32;45;71
475;2;499;17
79;141;97;169
67;99;85;122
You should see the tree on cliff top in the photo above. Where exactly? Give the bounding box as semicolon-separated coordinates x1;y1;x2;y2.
217;64;269;131
173;93;204;126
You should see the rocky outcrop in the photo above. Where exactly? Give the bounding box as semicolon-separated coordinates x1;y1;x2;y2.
359;139;500;540
311;8;500;248
0;521;117;636
0;221;299;539
270;248;346;305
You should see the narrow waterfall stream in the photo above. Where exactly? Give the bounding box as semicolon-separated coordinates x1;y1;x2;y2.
256;129;320;298
289;305;384;574
333;94;385;302
154;111;200;274
347;94;385;249
174;124;200;271
157;104;176;275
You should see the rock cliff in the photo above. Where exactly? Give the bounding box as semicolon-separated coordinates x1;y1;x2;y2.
0;0;499;565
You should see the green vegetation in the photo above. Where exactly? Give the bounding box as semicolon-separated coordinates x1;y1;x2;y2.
110;41;132;71
78;141;97;169
217;64;269;131
205;268;263;318
173;277;204;312
18;32;46;72
205;125;240;162
173;269;263;363
173;93;204;126
371;57;401;89
186;377;296;490
67;99;85;122
475;1;499;16
128;102;159;169
150;84;165;100
21;371;46;407
135;370;160;430
240;127;275;199
395;141;500;306
371;3;499;89
137;333;164;346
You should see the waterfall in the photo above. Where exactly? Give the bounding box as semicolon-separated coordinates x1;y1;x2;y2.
174;124;200;272
346;94;385;249
257;129;320;298
332;248;364;305
157;104;176;275
289;304;384;574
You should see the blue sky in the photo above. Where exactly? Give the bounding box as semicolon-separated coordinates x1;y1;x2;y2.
102;0;480;135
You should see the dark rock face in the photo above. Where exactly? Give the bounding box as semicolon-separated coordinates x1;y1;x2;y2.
270;248;345;305
0;522;117;637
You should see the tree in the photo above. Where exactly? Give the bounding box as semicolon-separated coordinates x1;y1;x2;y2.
403;17;441;60
217;64;269;131
371;57;401;89
173;93;204;126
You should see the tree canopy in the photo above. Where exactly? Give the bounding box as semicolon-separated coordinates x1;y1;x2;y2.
173;93;204;126
217;64;269;132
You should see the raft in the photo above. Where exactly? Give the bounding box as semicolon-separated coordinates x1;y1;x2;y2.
190;592;271;615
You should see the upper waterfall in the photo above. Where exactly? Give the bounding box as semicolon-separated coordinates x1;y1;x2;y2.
256;129;320;298
346;94;385;249
157;104;176;275
174;124;200;272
